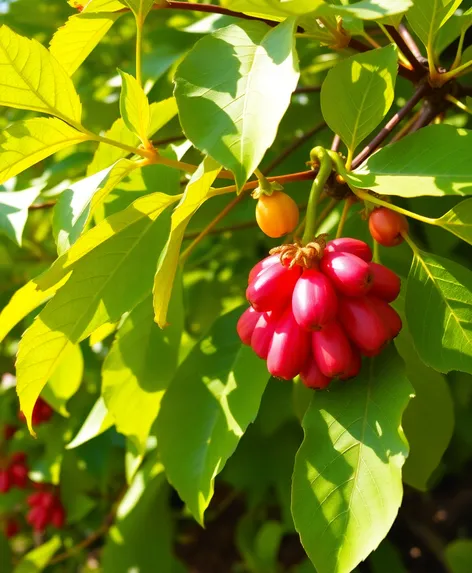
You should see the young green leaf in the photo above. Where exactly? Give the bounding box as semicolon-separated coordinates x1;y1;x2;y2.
80;0;126;11
446;540;472;573
118;70;151;145
321;45;398;161
395;329;454;491
406;0;462;50
102;287;183;454
174;19;299;189
66;397;114;449
121;0;154;19
436;198;472;245
0;187;40;245
348;125;472;197
153;156;221;328
13;537;61;573
292;346;413;573
49;11;122;76
0;26;82;122
16;192;177;434
326;0;412;20
406;249;472;375
157;308;271;524
222;0;325;18
0;118;91;185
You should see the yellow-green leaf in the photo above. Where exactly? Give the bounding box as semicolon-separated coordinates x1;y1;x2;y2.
0;187;40;245
49;11;122;76
0;25;82;122
122;0;154;19
436;198;472;246
13;536;61;573
119;70;151;145
80;0;126;12
0;118;91;185
153;156;221;327
66;397;114;449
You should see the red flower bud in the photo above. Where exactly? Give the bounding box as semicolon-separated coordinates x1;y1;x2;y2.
369;297;402;339
267;308;311;380
300;358;331;389
246;261;301;313
292;269;338;330
251;312;277;360
237;307;261;345
325;238;372;262
320;252;372;297
369;262;401;302
313;321;353;378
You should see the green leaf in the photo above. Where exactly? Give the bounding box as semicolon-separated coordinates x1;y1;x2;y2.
370;540;407;573
121;0;154;19
320;45;398;158
292;346;413;573
16;192;177;435
66;397;114;449
406;0;462;49
326;0;412;20
80;0;126;11
53;159;138;255
118;70;151;144
0;187;40;245
87;98;178;174
157;308;271;524
174;19;299;189
348;125;472;197
436;198;472;245
0;534;12;573
406;249;472;375
102;460;173;573
102;287;183;453
446;540;472;573
222;0;325;18
13;537;61;573
49;11;122;76
41;344;84;417
0;25;82;122
395;329;454;491
153;156;221;328
0;118;91;185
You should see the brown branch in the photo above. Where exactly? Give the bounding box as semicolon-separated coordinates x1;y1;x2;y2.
385;25;427;80
330;134;341;152
398;23;424;62
262;122;326;175
293;85;322;95
350;82;430;170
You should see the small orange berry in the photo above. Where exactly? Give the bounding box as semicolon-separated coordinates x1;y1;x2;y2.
255;191;299;238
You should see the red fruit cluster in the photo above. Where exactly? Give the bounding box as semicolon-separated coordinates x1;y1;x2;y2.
27;489;65;532
4;518;20;538
0;453;29;493
18;398;53;427
238;237;402;389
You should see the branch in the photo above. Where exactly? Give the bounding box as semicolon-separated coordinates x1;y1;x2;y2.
350;82;430;170
293;85;322;95
385;25;427;79
398;23;424;62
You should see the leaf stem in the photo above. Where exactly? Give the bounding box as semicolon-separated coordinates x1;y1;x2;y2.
439;58;472;84
135;16;144;88
303;148;332;244
384;25;427;78
445;94;472;115
336;198;352;238
451;29;466;71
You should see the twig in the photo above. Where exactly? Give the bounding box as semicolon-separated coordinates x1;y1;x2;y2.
331;134;341;152
350;82;430;169
293;85;322;95
385;25;427;79
398;23;424;62
48;524;109;566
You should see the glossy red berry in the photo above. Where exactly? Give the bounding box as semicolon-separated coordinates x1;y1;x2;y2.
237;307;261;345
246;261;301;313
369;262;401;302
320;252;372;297
339;347;362;380
27;506;49;532
0;469;11;493
325;238;372;262
369;297;402;339
251;312;277;360
369;207;409;247
11;452;26;465
10;463;28;489
338;297;390;356
292;269;338;331
5;518;19;538
267;308;311;380
248;254;280;285
300;358;331;389
313;321;352;378
50;505;66;529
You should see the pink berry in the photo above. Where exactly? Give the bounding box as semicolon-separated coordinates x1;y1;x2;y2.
246;261;301;313
320;252;372;297
325;238;372;262
339;347;362;380
237;307;261;345
313;321;352;378
50;505;65;529
10;463;28;489
27;492;43;506
248;254;280;284
369;263;401;302
369;297;402;339
267;308;311;380
27;506;49;532
251;312;277;359
338;297;390;356
300;358;331;389
0;469;11;493
292;269;338;331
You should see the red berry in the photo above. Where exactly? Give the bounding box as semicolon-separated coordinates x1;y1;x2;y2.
4;425;17;440
251;312;277;360
267;308;311;380
369;207;409;247
325;238;372;262
37;491;56;510
320;252;372;297
11;452;26;465
37;399;53;423
339;347;362;380
248;254;279;285
369;297;402;339
369;262;401;302
50;505;66;529
27;506;49;532
0;470;11;494
5;518;19;538
292;269;338;331
237;307;261;345
300;358;331;389
313;321;353;378
10;463;28;489
246;261;301;313
338;297;390;356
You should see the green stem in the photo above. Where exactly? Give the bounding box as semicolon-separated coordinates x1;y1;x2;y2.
378;24;413;69
254;167;274;194
303;148;332;244
136;16;144;88
372;239;380;263
437;56;472;84
445;94;472;115
336;198;351;238
353;188;437;226
451;30;466;70
401;230;419;254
